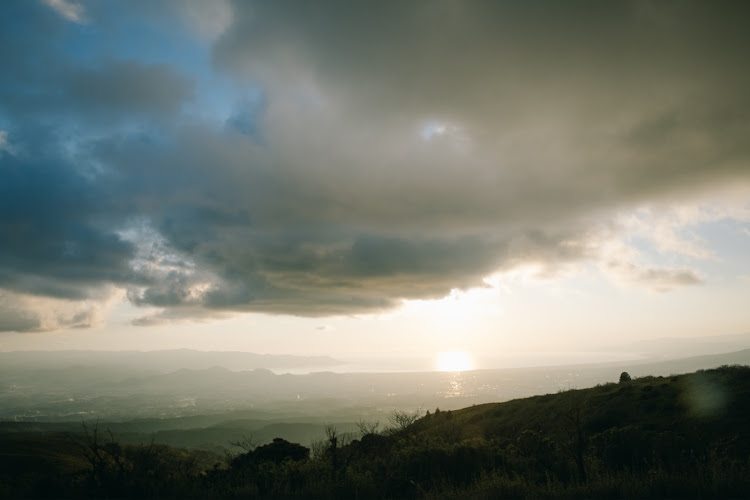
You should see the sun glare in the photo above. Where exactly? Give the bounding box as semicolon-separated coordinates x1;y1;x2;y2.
437;351;474;372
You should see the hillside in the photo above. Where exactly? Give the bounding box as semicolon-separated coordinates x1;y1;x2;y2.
322;364;750;499
2;364;749;498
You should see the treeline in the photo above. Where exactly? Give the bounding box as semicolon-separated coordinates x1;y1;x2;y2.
2;365;749;498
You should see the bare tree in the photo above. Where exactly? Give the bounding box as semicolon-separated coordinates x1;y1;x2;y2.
387;409;421;432
80;418;107;485
78;418;128;490
228;434;258;453
324;424;339;481
355;419;380;437
310;436;327;461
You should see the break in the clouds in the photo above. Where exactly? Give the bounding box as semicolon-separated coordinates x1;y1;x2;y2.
0;0;749;330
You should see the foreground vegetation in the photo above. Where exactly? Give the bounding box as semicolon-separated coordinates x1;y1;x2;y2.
2;365;749;498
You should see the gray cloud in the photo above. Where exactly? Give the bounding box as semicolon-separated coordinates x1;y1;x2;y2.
604;261;703;293
0;147;136;300
0;289;111;333
213;0;750;206
65;59;194;117
0;302;41;333
1;1;748;329
639;268;703;292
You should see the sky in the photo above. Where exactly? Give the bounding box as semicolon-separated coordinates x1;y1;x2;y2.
1;0;749;368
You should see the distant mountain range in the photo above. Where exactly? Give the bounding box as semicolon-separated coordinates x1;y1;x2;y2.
615;331;750;359
2;346;749;425
0;349;343;373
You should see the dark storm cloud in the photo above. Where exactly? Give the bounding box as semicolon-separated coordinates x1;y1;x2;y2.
1;1;748;330
0;1;197;331
128;0;748;315
213;0;750;198
0;146;136;300
74;118;517;316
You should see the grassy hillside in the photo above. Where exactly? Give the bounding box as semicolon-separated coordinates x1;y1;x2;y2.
2;365;749;498
416;364;750;443
366;364;750;498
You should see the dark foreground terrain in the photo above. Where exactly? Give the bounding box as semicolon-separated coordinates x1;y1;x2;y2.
2;365;749;499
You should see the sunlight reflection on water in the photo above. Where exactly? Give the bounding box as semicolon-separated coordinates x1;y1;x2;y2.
441;372;465;398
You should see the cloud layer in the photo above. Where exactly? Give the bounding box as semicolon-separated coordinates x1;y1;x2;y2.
1;1;749;330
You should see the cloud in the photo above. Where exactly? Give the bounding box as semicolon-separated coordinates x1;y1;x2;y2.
0;59;194;125
0;1;749;328
176;0;233;40
603;261;702;293
0;299;41;333
215;1;750;201
616;193;750;260
42;0;86;23
0;288;121;332
65;60;194;117
0;4;194;127
0;146;138;300
490;223;706;293
0;130;16;157
594;232;705;293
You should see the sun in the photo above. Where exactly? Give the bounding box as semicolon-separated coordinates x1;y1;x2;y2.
437;351;474;372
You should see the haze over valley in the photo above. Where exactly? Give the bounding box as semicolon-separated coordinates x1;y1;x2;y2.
3;344;749;453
